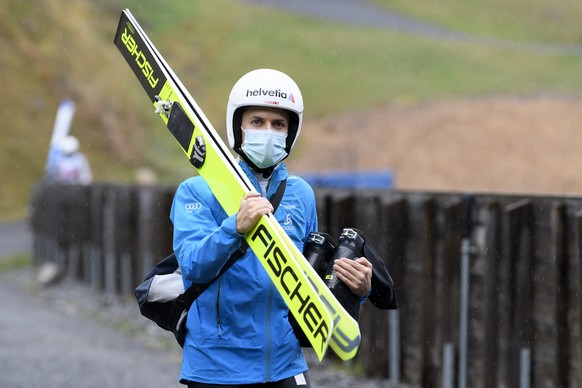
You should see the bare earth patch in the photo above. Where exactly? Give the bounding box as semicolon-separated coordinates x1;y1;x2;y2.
287;95;582;196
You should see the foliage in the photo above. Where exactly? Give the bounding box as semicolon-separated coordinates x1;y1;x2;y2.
0;254;32;273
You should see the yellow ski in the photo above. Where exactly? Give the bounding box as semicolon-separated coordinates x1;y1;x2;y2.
114;9;360;360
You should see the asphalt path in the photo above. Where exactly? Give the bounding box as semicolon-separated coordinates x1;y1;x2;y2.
0;278;182;388
0;221;183;387
244;0;582;56
245;0;462;40
0;221;32;259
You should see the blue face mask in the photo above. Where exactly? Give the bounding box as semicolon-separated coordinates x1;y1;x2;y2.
241;128;288;169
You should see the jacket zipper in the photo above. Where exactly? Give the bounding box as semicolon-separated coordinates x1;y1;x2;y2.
265;284;273;382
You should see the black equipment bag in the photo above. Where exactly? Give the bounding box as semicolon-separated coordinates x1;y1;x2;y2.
290;227;397;347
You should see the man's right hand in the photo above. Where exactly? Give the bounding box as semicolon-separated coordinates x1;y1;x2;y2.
236;192;274;234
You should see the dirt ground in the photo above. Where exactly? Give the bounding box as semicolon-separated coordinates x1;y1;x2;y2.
287;94;582;196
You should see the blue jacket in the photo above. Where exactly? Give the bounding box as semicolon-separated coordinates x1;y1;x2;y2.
170;162;318;384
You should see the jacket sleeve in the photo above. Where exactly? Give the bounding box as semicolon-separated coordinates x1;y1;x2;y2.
170;177;244;284
363;240;398;310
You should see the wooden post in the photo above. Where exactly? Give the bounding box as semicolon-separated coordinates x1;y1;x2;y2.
88;184;106;292
502;199;534;388
400;194;437;387
102;184;118;295
477;198;502;388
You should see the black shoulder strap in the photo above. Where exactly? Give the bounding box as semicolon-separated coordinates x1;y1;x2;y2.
269;178;287;212
177;179;287;309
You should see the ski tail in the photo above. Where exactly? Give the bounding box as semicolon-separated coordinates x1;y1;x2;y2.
114;14;165;103
117;10;241;181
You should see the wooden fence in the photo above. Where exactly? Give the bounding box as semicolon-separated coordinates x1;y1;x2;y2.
29;182;582;387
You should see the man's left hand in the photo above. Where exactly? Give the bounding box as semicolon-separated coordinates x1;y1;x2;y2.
333;257;373;298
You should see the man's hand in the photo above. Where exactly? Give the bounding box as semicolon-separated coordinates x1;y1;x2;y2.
236;192;274;234
334;257;373;298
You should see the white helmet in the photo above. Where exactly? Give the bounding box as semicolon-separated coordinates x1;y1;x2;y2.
226;69;304;163
58;136;79;155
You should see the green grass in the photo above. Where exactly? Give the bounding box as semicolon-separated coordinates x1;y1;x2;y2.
0;255;32;274
2;0;582;220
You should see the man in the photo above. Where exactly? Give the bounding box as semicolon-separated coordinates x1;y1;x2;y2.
170;69;373;387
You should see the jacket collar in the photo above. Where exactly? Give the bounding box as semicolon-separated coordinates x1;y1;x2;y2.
239;161;288;198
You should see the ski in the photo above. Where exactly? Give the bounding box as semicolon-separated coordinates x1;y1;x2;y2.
114;9;360;360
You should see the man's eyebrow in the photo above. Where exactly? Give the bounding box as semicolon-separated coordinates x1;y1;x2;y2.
247;112;288;122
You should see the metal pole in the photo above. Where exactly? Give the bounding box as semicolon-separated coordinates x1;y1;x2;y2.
443;342;455;388
458;244;469;388
389;309;401;383
520;347;531;388
458;194;474;388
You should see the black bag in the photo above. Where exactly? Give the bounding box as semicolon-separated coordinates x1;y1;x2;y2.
134;179;286;347
134;248;248;347
358;228;398;310
308;227;397;313
290;227;397;347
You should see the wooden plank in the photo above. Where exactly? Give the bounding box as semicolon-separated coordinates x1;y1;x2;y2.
477;198;502;388
502;199;535;388
399;194;437;386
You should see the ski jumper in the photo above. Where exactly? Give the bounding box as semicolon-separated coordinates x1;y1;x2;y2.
55;152;92;185
170;161;318;385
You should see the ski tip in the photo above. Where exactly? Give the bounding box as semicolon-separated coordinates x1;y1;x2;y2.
120;8;133;20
